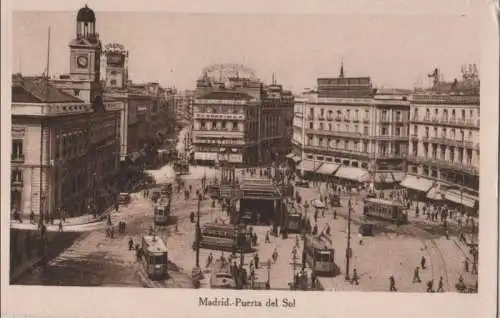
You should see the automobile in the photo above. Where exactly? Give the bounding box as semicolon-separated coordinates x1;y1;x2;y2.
118;193;131;205
359;223;374;236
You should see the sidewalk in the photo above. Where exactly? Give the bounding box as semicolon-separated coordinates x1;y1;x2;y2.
10;207;116;232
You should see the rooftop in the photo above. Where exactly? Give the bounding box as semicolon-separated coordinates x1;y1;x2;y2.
12;75;83;104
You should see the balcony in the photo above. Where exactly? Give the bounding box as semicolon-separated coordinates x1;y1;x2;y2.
373;135;409;141
352;118;360;123
302;144;370;159
318;116;325;121
305;128;370;139
11;153;25;163
343;116;351;122
362;118;369;123
376;152;406;159
406;155;479;176
412;116;479;128
307;115;314;120
379;117;391;124
335;116;342;121
11;178;23;187
410;134;419;141
327;116;334;121
424;136;475;148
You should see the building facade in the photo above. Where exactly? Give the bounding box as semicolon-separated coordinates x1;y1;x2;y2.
10;5;122;219
192;64;294;166
11;76;121;219
291;66;409;189
403;67;480;214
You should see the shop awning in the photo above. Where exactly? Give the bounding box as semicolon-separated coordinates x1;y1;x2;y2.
391;172;406;182
315;163;340;176
334;166;369;182
444;190;478;208
297;160;321;173
426;187;445;201
375;172;394;183
286;153;296;159
400;175;433;193
291;155;301;163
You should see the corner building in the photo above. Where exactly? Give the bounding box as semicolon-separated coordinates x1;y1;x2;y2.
192;64;293;166
291;66;409;189
403;71;480;215
10;5;121;219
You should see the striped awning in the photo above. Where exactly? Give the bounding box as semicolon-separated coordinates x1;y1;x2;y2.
315;163;340;176
444;189;477;208
426;187;445;201
334;166;369;182
400;175;433;193
391;172;406;182
297;160;321;173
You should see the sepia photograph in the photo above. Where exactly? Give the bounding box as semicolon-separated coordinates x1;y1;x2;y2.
2;1;499;318
7;4;484;293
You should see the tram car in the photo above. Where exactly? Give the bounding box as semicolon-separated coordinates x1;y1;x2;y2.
154;197;171;225
363;198;408;224
304;235;339;277
141;235;168;279
287;212;303;233
209;260;236;289
193;223;252;252
173;160;190;175
160;183;173;197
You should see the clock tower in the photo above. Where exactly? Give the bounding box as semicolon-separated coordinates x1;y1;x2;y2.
68;5;102;104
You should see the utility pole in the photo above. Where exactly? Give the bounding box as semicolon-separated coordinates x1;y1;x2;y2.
195;193;202;268
301;101;306;176
345;203;352;281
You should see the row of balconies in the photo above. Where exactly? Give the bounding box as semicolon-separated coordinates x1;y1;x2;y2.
305;128;408;141
196;127;243;132
411;116;479;128
407;155;479;175
308;115;371;123
410;135;479;150
298;143;407;159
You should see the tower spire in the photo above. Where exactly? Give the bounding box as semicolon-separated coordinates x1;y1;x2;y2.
45;27;51;79
339;58;344;78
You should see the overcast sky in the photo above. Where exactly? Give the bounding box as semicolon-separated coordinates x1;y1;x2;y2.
13;11;481;92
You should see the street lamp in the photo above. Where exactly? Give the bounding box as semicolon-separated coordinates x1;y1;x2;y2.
345;205;353;281
195;192;203;268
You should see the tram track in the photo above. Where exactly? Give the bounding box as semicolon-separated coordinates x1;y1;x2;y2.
399;225;450;290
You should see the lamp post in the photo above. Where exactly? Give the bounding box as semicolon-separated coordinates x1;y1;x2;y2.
195;192;202;268
345;205;353;281
267;259;272;289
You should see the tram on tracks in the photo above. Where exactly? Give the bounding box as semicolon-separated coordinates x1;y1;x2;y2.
173;160;189;175
141;235;168;279
193;223;252;252
363;198;408;224
154;196;171;225
304;235;338;277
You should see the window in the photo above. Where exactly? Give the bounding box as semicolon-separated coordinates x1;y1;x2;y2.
12;140;23;159
346;110;350;120
425;108;430;118
451;110;456;118
468;131;473;142
450;147;455;162
363;126;369;135
319;123;324;130
345;124;349;131
411;166;418;174
396;111;401;122
381;127;388;135
233;121;238;131
413;125;417;135
381;110;387;121
433;127;438;137
336;124;340;131
423;167;429;176
460;130;464;141
440;146;446;160
443;109;448;119
414;109;419;119
110;79;117;86
364;110;369;120
442;128;447;138
355;110;359;120
354;125;359;133
451;129;456;138
328;123;332;131
309;122;314;129
395;127;401;136
434;108;438;115
320;108;325;117
431;169;437;178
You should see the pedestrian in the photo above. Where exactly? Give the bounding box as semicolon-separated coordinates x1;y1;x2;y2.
265;231;270;243
333;210;337;220
128;238;134;250
30;210;35;224
421;256;426;270
351;268;359;285
254;253;260;269
58;220;63;232
464;259;469;272
437;276;444;292
426;279;434;293
412;266;421;283
389;276;397;292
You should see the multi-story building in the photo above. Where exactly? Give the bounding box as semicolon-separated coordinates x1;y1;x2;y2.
192;64;294;166
11;5;122;219
291;65;410;189
402;66;480;214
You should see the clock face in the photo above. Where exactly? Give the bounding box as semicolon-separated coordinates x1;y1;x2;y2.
77;55;89;68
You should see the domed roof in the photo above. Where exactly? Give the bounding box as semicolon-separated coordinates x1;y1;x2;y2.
77;5;95;23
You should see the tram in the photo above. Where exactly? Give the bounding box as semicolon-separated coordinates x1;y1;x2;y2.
193;223;252;252
161;183;173;197
173;160;189;175
154;197;171;225
304;235;338;276
363;198;408;224
141;235;168;279
287;212;303;233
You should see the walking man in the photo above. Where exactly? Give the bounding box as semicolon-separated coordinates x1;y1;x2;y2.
389;276;397;292
426;279;434;293
421;256;426;270
412;266;421;283
351;268;359;285
437;276;445;292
